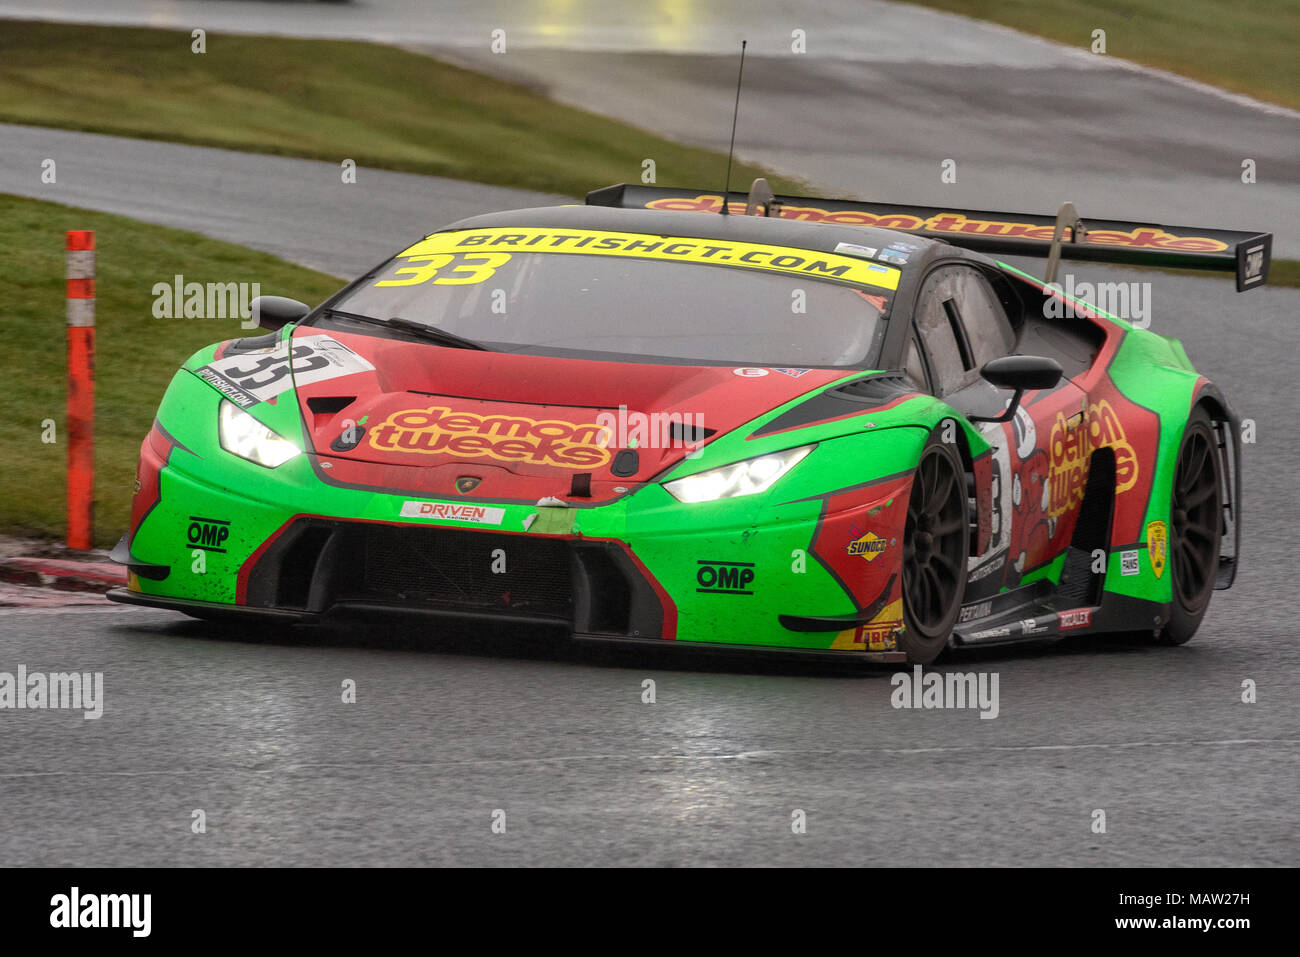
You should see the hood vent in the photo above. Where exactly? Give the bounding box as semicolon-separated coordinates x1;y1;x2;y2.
307;396;356;415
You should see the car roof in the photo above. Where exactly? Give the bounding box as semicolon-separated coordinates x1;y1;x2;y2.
438;204;948;264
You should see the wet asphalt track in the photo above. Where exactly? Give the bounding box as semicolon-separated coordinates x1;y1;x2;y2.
0;2;1298;866
1;258;1297;865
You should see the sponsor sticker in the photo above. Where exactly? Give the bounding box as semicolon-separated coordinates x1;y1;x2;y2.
400;501;505;525
771;368;811;378
854;621;900;651
185;516;230;553
696;560;755;595
642;197;1232;254
847;530;889;562
969;555;1006;582
833;241;878;259
1147;520;1167;579
395;228;902;290
198;335;373;406
733;367;769;377
370;406;611;469
877;249;909;265
958;600;993;623
1058;608;1092;630
1120;549;1140;576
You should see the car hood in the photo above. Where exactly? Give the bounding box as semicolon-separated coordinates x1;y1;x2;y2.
283;327;846;503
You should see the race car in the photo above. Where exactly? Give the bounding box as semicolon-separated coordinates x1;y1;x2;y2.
108;181;1268;664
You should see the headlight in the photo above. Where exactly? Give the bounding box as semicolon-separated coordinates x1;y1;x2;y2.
218;400;301;468
663;445;814;503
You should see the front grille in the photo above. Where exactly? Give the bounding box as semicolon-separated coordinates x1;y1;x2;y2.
356;525;573;618
248;517;665;637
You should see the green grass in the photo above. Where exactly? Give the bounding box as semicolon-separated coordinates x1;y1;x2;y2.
0;194;343;547
902;0;1300;111
0;21;802;198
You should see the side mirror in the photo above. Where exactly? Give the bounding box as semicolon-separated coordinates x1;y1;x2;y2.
970;355;1063;423
249;295;311;331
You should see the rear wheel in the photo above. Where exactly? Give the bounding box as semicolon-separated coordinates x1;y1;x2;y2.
1158;408;1223;645
900;433;970;664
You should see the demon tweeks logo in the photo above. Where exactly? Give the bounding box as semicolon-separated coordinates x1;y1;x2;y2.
1048;399;1138;518
644;196;1231;253
50;887;151;937
369;406;612;469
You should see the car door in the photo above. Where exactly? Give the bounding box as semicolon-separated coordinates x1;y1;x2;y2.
909;262;1088;595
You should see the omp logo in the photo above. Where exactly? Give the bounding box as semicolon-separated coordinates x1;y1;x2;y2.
847;530;888;561
400;501;505;525
643;197;1231;252
370;406;612;469
696;560;755;595
1048;399;1138;517
186;516;230;553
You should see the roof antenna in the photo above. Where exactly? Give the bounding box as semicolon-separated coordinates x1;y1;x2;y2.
719;39;747;216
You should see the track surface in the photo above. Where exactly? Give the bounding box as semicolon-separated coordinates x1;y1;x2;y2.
0;2;1298;866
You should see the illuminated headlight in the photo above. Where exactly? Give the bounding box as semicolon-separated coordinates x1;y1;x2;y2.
663;445;814;503
218;400;301;468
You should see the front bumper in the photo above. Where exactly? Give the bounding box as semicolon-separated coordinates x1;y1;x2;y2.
119;374;917;653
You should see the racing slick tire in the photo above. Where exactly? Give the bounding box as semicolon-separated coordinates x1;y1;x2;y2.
1157;407;1224;646
899;429;970;665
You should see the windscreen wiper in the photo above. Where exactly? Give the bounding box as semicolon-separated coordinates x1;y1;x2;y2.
324;309;489;351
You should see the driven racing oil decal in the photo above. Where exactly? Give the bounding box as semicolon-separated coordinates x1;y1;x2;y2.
399;501;506;525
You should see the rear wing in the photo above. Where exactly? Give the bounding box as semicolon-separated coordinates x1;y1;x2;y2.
586;183;1272;292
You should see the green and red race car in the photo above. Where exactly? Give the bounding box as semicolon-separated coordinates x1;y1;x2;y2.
108;182;1269;664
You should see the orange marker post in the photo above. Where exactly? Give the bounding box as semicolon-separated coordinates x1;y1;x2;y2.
66;230;95;550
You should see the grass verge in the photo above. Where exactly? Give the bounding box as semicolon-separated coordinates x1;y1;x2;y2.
901;0;1300;111
0;194;342;547
0;20;802;197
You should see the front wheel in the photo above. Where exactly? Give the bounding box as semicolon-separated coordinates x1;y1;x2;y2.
899;433;970;664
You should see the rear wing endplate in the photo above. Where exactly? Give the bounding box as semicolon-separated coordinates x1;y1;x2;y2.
586;184;1272;292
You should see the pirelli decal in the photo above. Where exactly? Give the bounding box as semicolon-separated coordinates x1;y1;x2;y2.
396;227;901;291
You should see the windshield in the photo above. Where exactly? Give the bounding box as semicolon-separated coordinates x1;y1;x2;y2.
317;227;899;367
